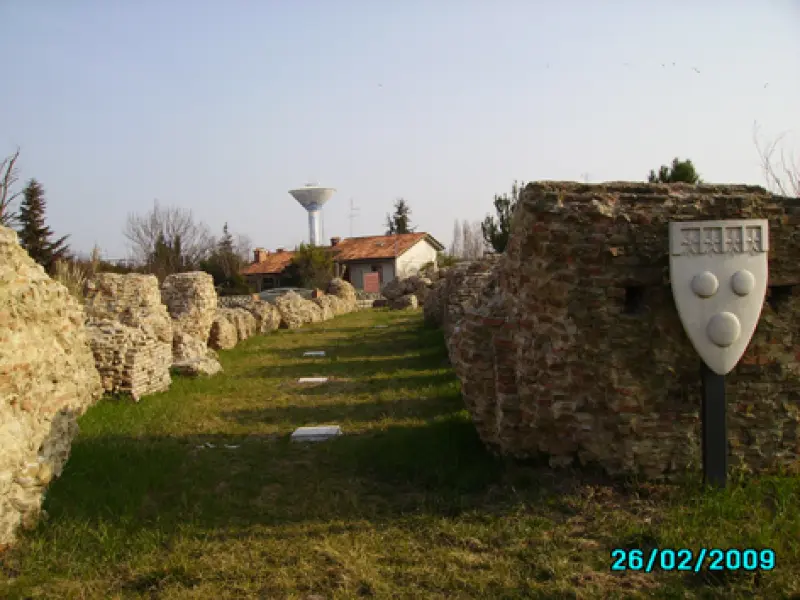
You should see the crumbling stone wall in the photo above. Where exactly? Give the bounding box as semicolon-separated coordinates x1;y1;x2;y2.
84;274;173;400
87;319;173;397
0;226;103;547
161;272;221;376
161;272;217;340
275;292;324;329
382;275;433;308
209;312;238;350
449;182;800;480
244;300;282;333
311;295;336;320
424;257;498;343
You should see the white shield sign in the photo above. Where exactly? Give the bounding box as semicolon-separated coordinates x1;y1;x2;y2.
669;219;769;375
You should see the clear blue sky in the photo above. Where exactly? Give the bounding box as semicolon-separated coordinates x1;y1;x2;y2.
1;1;798;259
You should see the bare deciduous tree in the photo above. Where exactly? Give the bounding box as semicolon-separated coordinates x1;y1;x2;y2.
461;219;485;260
754;122;799;198
0;148;22;227
234;232;253;263
123;200;214;267
449;219;462;257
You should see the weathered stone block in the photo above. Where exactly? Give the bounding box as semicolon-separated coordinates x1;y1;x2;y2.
83;273;173;400
161;272;217;342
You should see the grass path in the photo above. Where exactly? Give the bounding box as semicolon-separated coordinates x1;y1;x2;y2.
1;309;799;598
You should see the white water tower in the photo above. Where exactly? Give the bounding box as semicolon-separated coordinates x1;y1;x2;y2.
288;183;337;246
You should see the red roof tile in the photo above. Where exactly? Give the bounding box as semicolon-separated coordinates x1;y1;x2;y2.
241;251;296;275
332;233;442;261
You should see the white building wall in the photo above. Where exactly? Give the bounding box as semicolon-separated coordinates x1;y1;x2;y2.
395;240;438;278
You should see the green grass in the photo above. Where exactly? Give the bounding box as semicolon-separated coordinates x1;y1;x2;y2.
1;309;799;599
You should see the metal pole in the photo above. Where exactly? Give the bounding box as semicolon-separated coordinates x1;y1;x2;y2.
701;363;727;488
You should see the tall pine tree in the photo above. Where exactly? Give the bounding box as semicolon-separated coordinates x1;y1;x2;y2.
17;179;70;272
385;198;414;234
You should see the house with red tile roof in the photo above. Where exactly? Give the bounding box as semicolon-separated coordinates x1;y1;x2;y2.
241;232;445;291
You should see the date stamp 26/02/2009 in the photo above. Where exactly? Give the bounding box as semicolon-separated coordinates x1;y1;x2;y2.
610;548;775;573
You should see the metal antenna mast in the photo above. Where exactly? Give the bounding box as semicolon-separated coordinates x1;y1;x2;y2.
348;198;360;238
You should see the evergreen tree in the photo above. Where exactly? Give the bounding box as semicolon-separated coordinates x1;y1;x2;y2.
482;180;524;253
17;179;70;272
385;198;414;234
198;222;250;294
647;158;701;183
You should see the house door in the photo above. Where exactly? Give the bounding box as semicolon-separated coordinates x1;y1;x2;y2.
371;264;383;284
363;271;381;293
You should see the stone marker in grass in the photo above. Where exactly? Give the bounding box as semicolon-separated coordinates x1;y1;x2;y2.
297;377;329;383
291;425;342;442
374;325;388;329
303;351;326;357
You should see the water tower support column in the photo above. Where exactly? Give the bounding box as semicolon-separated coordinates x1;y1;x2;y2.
308;206;321;246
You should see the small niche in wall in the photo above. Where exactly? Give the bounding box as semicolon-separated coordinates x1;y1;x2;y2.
767;285;795;312
623;286;646;315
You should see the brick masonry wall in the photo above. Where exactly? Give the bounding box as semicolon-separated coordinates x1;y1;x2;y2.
448;182;800;480
84;273;173;400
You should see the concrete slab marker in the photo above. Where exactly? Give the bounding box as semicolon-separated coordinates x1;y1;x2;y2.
303;350;326;357
291;425;342;442
297;377;329;383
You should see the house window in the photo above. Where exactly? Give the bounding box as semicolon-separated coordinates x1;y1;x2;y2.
371;264;383;283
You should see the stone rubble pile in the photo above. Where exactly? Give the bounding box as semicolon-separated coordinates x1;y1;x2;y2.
0;225;103;547
83;273;174;400
446;182;800;481
327;278;359;313
311;295;336;321
381;274;433;309
275;291;324;328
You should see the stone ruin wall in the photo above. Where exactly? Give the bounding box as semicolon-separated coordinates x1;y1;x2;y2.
448;182;800;480
162;272;221;376
83;274;173;400
424;257;499;348
0;226;103;547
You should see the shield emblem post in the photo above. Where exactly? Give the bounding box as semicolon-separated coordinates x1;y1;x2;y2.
669;219;769;488
669;219;769;375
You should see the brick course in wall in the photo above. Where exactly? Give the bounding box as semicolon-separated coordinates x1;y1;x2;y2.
448;182;800;480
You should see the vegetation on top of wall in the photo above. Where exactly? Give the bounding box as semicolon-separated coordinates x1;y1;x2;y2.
52;259;88;302
647;157;702;184
482;180;525;254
